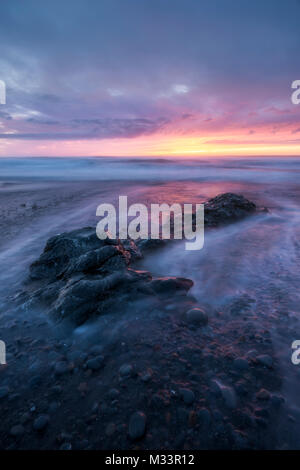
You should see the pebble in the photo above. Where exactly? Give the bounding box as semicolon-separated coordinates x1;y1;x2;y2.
257;354;273;368
10;424;24;437
33;414;49;431
271;394;284;408
128;411;147;440
197;408;211;427
54;361;69;375
119;363;133;377
179;388;195;405
60;442;72;450
186;308;208;326
105;422;116;437
256;389;271;400
86;355;104;371
212;379;237;409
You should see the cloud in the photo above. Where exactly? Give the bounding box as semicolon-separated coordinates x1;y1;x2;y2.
0;116;169;140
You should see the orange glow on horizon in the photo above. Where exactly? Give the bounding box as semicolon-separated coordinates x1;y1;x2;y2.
1;128;300;157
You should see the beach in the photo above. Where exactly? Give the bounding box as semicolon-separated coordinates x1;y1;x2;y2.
0;156;300;449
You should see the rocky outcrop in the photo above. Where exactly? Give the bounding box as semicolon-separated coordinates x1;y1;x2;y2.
203;193;258;226
23;193;261;325
26;228;193;325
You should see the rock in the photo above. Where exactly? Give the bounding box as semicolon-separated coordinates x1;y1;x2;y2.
10;424;25;437
128;411;147;440
33;414;49;431
151;277;193;295
186;308;208;326
60;442;72;450
26;227;193;326
54;361;69;375
211;380;237;409
256;389;271;400
0;386;9;399
203;193;257;227
197;408;211;427
119;364;133;377
257;354;273;368
86;355;104;371
233;357;249;371
108;388;120;399
179;388;195;405
271;394;284;408
105;422;116;437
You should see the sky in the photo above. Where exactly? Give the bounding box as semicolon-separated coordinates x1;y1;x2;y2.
0;0;300;157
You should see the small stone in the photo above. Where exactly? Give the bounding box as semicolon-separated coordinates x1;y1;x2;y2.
86;355;104;371
0;386;9;399
54;361;69;375
271;394;284;408
108;388;119;399
105;422;116;436
197;408;211;427
119;363;133;377
257;354;273;368
256;389;271;400
186;308;208;326
10;424;24;437
33;414;49;431
179;388;195;405
60;442;72;450
128;411;147;440
211;379;237;409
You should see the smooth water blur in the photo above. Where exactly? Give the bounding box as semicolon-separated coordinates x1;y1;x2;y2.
1;156;300;183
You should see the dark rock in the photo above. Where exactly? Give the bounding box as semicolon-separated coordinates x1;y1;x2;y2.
128;411;147;440
197;408;211;427
233;357;249;371
211;380;237;409
150;277;193;295
60;442;72;450
256;389;271;400
119;364;133;377
10;424;25;437
33;414;49;431
25;227;193;325
54;361;69;375
179;388;195;405
86;355;104;371
203;193;257;227
257;354;273;368
186;307;208;326
271;394;284;408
